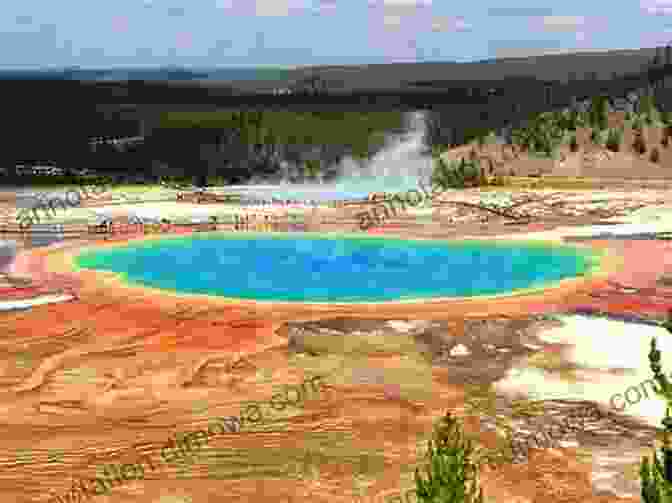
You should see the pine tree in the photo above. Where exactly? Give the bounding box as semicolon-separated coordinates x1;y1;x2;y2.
569;134;579;152
634;134;648;155
415;411;484;503
640;330;672;502
606;129;622;152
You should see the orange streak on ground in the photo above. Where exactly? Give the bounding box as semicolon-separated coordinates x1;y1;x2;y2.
5;232;666;355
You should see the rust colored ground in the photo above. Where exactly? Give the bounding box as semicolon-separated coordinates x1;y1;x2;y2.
0;229;661;503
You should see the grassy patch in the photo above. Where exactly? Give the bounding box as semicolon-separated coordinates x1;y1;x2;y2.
54;366;100;385
287;333;434;403
524;351;569;372
201;437;387;481
289;332;421;357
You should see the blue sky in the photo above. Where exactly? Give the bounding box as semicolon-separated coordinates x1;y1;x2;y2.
4;0;672;68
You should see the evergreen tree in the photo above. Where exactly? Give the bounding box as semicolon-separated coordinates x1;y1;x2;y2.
640;329;672;502
634;134;648;155
569;134;579;152
415;411;484;503
606;129;622;152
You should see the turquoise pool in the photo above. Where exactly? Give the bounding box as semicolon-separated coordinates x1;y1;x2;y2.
74;234;599;303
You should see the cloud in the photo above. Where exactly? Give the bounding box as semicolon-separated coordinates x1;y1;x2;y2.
529;15;607;37
431;15;472;32
215;0;236;8
314;0;337;14
639;28;672;47
175;31;194;49
368;0;432;15
368;0;434;32
111;15;130;33
538;15;586;31
383;15;403;28
642;0;672;15
254;0;309;16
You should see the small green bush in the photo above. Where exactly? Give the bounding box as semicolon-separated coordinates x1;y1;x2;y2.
634;134;648;155
661;110;671;125
431;157;488;190
569;134;579;152
415;412;484;503
641;450;672;502
606;129;622;152
640;333;672;502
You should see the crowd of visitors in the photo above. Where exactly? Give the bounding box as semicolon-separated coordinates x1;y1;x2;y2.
233;212;306;232
87;212;307;236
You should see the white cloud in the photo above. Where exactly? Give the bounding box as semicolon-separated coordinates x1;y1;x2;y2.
642;0;672;15
431;16;472;32
254;0;309;16
215;0;236;9
312;0;337;14
383;15;403;28
539;15;586;31
368;0;431;15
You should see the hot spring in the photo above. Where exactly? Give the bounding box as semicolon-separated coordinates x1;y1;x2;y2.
74;234;601;303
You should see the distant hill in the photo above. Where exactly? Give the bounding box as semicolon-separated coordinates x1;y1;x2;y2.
277;47;665;92
0;66;292;82
0;46;665;89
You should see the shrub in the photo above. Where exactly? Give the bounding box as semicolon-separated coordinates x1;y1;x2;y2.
415;411;484;503
569;134;579;152
640;333;672;502
651;147;661;163
634;134;648;155
606;129;622;152
432;158;484;190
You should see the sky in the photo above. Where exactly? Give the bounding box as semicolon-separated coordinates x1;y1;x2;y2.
3;0;672;68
